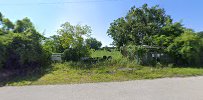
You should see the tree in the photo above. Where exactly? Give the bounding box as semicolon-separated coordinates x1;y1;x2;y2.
167;30;203;65
197;31;203;38
85;38;102;50
107;4;198;66
62;45;90;61
0;12;2;22
57;22;92;61
13;17;35;33
57;22;91;49
0;12;51;70
3;31;50;70
150;22;184;47
43;35;64;53
2;18;14;31
0;12;3;26
107;4;173;47
0;40;7;68
107;17;131;47
0;14;14;34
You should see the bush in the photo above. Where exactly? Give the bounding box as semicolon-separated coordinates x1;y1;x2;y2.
0;42;7;69
62;46;90;61
0;33;51;70
0;15;51;71
167;30;203;66
121;45;148;65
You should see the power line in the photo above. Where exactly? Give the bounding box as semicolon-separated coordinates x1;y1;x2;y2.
0;0;123;6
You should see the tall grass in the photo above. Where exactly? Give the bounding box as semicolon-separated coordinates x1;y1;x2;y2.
91;50;123;60
4;50;203;86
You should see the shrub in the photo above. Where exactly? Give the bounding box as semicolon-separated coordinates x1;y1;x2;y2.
0;14;51;71
0;42;7;69
167;30;203;66
0;33;51;70
62;46;90;61
121;44;148;65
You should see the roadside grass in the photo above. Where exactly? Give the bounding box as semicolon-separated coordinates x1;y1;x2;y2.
3;50;203;86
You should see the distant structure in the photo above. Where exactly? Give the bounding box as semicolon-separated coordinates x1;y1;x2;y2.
137;45;173;65
51;53;62;62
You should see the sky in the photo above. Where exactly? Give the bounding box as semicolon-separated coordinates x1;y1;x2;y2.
0;0;203;46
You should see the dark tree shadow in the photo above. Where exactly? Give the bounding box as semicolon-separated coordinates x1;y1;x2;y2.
0;65;54;87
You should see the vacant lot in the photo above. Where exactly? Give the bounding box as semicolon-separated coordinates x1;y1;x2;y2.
1;50;203;86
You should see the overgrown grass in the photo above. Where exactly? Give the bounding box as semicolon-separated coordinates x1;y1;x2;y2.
91;49;122;60
3;50;203;86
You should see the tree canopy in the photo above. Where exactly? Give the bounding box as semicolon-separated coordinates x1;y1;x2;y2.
43;22;92;61
0;12;50;70
107;4;203;66
197;31;203;38
57;22;92;61
57;22;91;49
107;4;184;48
85;38;102;50
167;30;203;65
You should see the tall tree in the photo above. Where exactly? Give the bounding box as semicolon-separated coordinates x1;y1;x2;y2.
2;18;14;31
43;35;64;53
85;38;102;50
57;22;92;61
197;31;203;38
107;4;173;47
57;22;91;49
0;13;50;70
13;17;35;33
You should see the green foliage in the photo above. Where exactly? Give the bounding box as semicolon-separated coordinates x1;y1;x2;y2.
0;42;6;68
161;22;184;37
62;46;90;61
13;17;35;33
107;4;173;47
57;22;91;49
107;4;203;66
5;59;203;86
107;17;130;47
0;12;3;22
3;50;203;86
0;13;51;70
120;45;148;65
2;18;14;31
150;22;184;48
85;38;102;50
55;22;92;61
43;22;93;61
152;35;174;47
0;31;51;69
197;31;203;38
167;30;203;65
43;35;64;53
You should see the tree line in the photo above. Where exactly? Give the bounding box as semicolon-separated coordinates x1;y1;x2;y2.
107;4;203;66
1;3;203;72
0;14;102;71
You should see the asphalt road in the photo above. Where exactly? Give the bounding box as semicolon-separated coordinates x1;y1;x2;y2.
0;76;203;100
